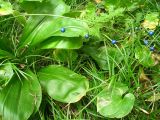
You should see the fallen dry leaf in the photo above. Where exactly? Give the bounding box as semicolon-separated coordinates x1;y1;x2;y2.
146;93;160;102
142;20;159;30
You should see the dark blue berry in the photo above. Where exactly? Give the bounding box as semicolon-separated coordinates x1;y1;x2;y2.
150;46;154;51
60;27;65;33
148;31;154;36
143;40;148;45
111;40;117;44
85;34;89;39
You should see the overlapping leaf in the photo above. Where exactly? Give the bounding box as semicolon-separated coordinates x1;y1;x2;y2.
18;0;88;49
0;70;42;120
0;62;14;87
97;83;135;118
40;37;83;49
83;46;123;70
38;65;89;103
0;1;13;16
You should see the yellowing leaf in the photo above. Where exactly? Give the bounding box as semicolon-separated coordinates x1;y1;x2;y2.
142;13;159;30
0;1;13;16
95;0;102;3
142;20;159;30
146;93;160;102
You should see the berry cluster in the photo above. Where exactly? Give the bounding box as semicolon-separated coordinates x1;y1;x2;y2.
60;27;157;52
110;30;156;52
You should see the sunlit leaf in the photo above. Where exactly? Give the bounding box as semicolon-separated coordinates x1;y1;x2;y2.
95;0;102;4
38;65;89;103
0;70;42;120
0;62;14;87
142;12;159;30
0;1;13;16
97;83;135;118
18;0;88;49
39;37;83;49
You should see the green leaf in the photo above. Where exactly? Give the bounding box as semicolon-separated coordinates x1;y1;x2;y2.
83;46;123;70
18;0;88;49
142;12;159;29
145;12;159;22
38;65;89;103
0;49;14;59
0;1;13;16
20;0;70;14
53;49;78;62
19;16;88;49
13;11;26;26
135;46;154;67
0;62;14;88
104;0;138;10
0;70;42;120
19;0;43;2
97;83;135;118
40;37;83;49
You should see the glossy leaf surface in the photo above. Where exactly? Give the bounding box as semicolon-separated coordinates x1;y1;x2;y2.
97;83;135;118
19;0;88;49
40;37;83;49
38;65;89;103
0;1;13;16
0;70;42;120
0;62;14;87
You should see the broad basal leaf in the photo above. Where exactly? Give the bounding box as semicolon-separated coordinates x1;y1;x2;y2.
0;1;13;16
97;83;135;118
0;70;42;120
83;46;123;70
18;0;89;49
0;62;14;87
40;37;83;49
19;16;88;49
38;65;89;103
20;0;70;14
